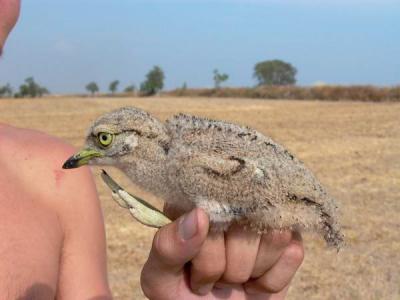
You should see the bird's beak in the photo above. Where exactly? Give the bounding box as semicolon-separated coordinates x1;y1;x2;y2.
62;149;103;169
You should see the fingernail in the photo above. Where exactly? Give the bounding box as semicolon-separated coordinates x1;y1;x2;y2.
196;283;214;295
178;209;198;240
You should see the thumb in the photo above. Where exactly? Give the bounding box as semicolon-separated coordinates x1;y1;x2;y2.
141;208;209;298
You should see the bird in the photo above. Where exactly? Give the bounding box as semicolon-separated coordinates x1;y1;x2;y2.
63;106;344;249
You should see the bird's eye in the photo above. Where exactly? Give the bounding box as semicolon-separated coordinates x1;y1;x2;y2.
97;132;113;147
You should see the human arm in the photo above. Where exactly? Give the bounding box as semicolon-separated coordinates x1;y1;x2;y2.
0;125;112;299
54;162;112;300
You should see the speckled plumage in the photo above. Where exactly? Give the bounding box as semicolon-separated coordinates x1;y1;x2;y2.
85;107;344;249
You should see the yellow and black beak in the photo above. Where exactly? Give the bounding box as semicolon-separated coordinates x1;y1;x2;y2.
62;149;103;169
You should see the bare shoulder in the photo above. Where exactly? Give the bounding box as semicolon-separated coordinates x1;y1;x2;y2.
0;125;110;299
0;125;73;172
0;125;95;203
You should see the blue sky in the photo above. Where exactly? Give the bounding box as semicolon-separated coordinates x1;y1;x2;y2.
0;0;399;93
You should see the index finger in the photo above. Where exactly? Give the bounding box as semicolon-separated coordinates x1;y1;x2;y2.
140;208;209;298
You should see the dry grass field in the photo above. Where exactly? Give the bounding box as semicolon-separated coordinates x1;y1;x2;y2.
1;97;399;299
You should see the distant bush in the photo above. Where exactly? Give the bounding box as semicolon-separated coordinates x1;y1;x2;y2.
14;77;49;98
254;60;297;86
167;85;400;102
0;83;13;98
213;69;229;89
140;66;165;96
109;80;120;94
86;82;99;96
124;84;136;94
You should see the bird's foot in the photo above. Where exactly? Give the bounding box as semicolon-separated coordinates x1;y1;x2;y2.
100;170;171;228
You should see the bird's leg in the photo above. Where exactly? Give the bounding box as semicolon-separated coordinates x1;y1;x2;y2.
100;170;171;228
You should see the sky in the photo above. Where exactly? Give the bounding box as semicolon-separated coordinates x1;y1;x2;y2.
0;0;399;94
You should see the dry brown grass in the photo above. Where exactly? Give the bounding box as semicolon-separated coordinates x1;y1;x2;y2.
1;97;399;299
168;86;400;102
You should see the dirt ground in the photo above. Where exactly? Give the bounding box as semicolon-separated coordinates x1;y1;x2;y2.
1;97;399;299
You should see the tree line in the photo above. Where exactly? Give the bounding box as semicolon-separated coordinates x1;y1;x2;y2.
85;60;296;96
1;59;297;98
0;77;49;98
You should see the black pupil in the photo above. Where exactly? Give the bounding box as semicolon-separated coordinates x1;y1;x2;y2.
101;135;108;141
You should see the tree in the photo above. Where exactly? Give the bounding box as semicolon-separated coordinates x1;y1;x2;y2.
0;83;13;97
140;66;165;96
124;84;136;93
213;69;229;89
17;77;49;98
254;59;297;86
86;82;99;96
109;80;119;94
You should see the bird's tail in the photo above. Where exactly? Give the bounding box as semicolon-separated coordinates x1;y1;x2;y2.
288;194;344;250
322;220;345;251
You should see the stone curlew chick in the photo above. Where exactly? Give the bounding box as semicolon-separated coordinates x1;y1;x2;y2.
63;106;344;249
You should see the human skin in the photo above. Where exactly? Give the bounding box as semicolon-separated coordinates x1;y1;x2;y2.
141;206;304;299
1;0;304;298
0;126;303;300
0;0;20;53
1;5;113;294
0;124;112;299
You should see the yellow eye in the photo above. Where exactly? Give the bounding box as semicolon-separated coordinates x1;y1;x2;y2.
98;132;113;147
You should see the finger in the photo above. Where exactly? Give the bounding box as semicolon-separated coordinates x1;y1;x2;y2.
245;234;304;294
190;232;226;295
212;284;290;300
140;208;209;299
251;230;293;278
212;283;247;299
243;285;290;300
221;224;261;284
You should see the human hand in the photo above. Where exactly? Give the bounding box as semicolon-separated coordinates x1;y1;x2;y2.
140;208;304;300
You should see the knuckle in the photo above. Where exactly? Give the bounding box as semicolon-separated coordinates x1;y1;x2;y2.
252;277;286;294
264;280;286;294
192;259;225;282
140;265;156;299
141;263;176;300
140;281;153;298
223;270;251;284
283;243;305;266
152;230;177;265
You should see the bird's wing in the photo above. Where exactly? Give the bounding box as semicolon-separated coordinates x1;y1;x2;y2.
165;113;328;207
167;152;274;210
181;153;247;178
165;114;266;195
